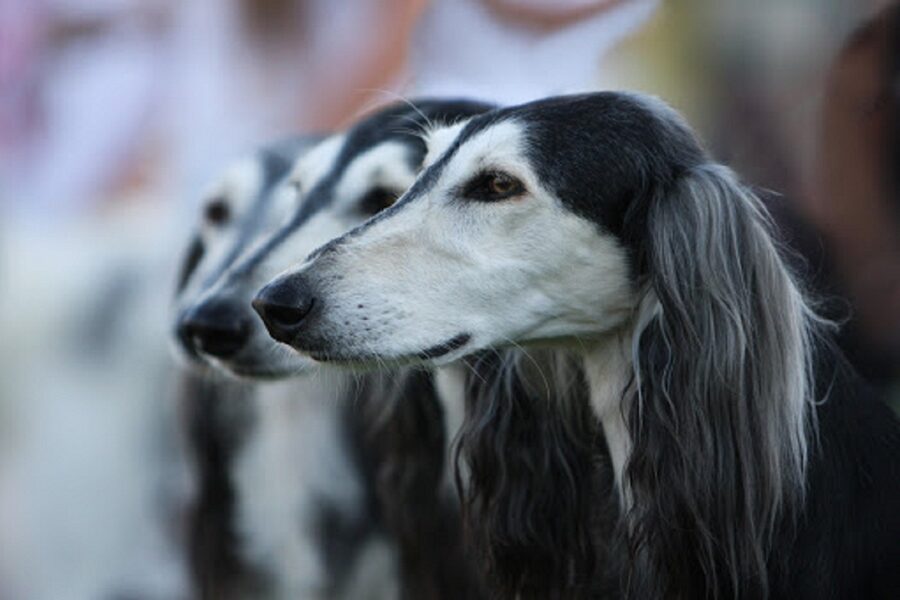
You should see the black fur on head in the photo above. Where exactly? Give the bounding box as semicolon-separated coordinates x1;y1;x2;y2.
455;349;619;599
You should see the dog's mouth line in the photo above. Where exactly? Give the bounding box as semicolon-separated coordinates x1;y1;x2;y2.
415;333;472;360
216;363;298;380
306;333;471;365
204;352;319;379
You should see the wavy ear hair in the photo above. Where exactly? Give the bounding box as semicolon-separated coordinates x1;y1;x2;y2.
623;164;825;599
350;370;485;600
456;350;619;600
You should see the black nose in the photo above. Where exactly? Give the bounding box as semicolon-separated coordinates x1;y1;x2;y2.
178;300;251;358
252;277;315;344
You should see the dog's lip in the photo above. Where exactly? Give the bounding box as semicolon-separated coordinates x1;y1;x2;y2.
221;363;304;380
306;332;471;365
205;351;317;380
173;329;203;362
415;333;471;360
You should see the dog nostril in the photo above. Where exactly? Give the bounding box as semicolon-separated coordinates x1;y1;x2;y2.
265;303;308;327
252;281;316;344
183;319;250;358
179;301;252;359
252;298;313;334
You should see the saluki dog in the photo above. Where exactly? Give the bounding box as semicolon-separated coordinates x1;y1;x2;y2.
176;99;492;599
255;92;900;599
174;136;403;600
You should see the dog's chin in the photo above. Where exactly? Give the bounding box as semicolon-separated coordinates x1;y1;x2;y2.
298;332;472;369
170;336;208;370
201;352;317;381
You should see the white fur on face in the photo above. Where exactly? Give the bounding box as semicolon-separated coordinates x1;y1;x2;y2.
285;135;346;199
173;145;320;377
274;119;636;365
200;138;421;378
332;141;415;216
172;156;264;358
194;157;265;283
265;140;418;269
421;120;468;169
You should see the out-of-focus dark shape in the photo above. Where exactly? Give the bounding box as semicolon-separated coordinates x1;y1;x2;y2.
809;2;900;388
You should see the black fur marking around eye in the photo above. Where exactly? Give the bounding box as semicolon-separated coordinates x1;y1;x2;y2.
462;170;525;202
237;99;496;274
204;197;231;226
357;186;401;216
433;93;708;276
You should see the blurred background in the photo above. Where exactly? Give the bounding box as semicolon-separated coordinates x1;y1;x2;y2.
0;0;897;598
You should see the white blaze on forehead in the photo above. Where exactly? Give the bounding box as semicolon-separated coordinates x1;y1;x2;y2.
286;134;346;195
422;120;469;169
331;141;416;213
267;177;302;228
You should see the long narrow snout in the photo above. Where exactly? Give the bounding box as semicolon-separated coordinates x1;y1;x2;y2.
252;274;317;345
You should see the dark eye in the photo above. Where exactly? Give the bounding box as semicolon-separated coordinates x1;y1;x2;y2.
358;187;400;216
204;197;231;226
463;171;525;201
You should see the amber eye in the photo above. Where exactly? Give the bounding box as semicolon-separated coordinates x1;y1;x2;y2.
489;173;517;195
464;170;525;201
358;187;400;216
204;197;230;226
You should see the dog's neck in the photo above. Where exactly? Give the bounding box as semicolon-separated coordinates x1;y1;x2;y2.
582;333;633;505
434;363;469;492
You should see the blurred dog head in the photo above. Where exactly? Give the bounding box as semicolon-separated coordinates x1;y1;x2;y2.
172;137;319;374
181;99;493;379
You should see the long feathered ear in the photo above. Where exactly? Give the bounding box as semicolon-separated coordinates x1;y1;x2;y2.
624;164;823;599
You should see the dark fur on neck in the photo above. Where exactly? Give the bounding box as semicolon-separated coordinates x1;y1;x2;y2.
354;370;487;600
456;350;619;599
179;373;271;599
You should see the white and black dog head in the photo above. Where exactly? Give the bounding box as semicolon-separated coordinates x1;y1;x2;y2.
181;99;494;378
253;93;707;364
172;137;318;369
